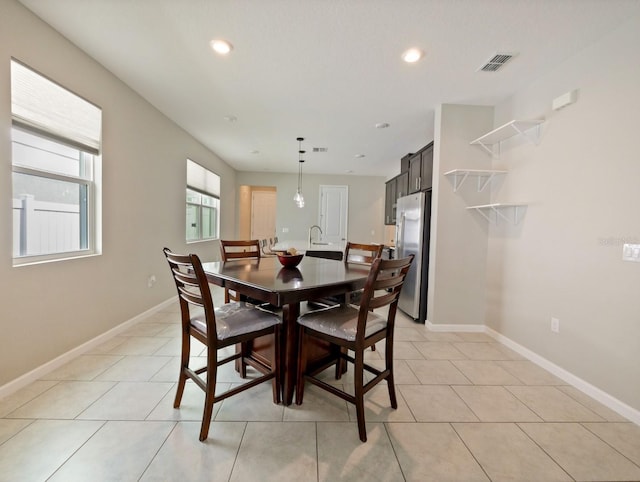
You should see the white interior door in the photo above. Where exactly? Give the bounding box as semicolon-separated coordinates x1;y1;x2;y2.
319;185;348;244
251;190;276;240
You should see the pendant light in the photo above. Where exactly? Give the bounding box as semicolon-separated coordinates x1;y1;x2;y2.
294;137;305;208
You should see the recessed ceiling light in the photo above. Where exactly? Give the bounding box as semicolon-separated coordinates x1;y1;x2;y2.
210;39;233;55
223;115;237;122
402;48;424;63
375;122;390;129
250;150;260;155
355;154;366;158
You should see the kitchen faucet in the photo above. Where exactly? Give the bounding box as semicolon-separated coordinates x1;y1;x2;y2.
308;225;322;246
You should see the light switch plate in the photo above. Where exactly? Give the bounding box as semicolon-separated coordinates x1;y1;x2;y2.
622;243;640;262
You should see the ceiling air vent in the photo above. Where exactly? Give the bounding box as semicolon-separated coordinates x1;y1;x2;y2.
312;147;328;153
478;52;516;72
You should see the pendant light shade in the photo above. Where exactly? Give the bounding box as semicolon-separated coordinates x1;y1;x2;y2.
294;137;305;208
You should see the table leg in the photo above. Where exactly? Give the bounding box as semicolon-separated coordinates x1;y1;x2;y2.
282;302;300;405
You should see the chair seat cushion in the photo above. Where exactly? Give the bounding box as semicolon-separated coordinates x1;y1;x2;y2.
297;305;386;341
191;302;281;340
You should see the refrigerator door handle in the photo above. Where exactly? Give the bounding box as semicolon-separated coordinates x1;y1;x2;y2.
396;213;405;256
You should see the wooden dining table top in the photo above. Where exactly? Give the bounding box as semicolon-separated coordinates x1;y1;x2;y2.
201;255;371;307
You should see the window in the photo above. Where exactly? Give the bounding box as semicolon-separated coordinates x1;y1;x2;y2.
186;159;220;242
11;59;101;265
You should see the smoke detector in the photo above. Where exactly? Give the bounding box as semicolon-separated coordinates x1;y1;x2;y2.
478;52;516;72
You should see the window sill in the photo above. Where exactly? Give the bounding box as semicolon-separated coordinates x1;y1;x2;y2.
13;251;101;267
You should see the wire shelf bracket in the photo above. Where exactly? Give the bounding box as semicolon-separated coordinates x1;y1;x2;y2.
470;120;544;158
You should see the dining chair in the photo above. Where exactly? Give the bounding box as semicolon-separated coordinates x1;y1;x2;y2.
343;242;384;305
342;242;385;355
344;242;384;265
219;239;261;303
260;239;277;257
163;248;281;442
305;241;383;312
295;255;414;442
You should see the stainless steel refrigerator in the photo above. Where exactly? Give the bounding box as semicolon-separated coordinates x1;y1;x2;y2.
395;191;431;323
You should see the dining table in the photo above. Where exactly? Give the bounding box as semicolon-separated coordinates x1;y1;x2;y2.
201;255;371;405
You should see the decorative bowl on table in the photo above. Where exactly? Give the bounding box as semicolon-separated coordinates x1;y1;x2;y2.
277;253;304;268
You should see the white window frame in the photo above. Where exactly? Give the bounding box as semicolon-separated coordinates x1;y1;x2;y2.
186;159;220;243
11;59;102;266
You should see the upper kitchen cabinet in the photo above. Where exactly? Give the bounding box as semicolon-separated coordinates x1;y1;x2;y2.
384;171;408;225
408;142;434;193
385;178;396;225
396;171;409;199
385;140;433;225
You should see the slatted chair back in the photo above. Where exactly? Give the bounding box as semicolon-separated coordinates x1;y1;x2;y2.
220;239;261;261
164;249;217;344
344;242;384;265
356;255;413;322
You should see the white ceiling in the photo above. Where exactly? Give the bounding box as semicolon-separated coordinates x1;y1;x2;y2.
17;0;640;178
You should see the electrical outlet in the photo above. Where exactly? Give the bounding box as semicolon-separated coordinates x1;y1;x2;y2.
551;317;560;333
282;227;289;233
147;275;156;288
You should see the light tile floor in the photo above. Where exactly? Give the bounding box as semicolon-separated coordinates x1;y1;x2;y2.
1;287;639;481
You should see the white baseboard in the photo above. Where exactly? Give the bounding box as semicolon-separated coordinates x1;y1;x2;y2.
423;320;639;425
425;320;485;332
483;326;640;426
0;297;176;400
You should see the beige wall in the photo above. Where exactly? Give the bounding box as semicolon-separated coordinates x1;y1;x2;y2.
428;16;640;415
0;0;236;386
486;16;640;412
235;171;386;246
428;104;494;326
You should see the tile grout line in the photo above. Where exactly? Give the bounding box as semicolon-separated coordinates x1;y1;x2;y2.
382;421;408;482
136;420;179;481
449;422;494;482
514;421;577;482
580;421;640;471
44;419;109;482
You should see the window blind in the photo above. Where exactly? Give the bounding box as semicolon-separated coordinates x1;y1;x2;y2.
187;159;220;197
10;59;102;155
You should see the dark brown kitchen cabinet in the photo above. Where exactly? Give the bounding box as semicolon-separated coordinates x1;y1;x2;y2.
385;178;396;225
420;144;433;190
408;142;434;193
396;171;408;199
386;140;433;224
384;172;408;225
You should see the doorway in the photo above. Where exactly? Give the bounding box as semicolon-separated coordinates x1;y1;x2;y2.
238;185;277;241
319;185;348;244
250;190;277;240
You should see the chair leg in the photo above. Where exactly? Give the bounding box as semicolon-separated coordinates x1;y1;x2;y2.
335;346;346;379
385;336;397;409
232;341;249;378
272;326;281;404
295;326;307;405
199;351;217;441
354;349;367;443
174;331;191;408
